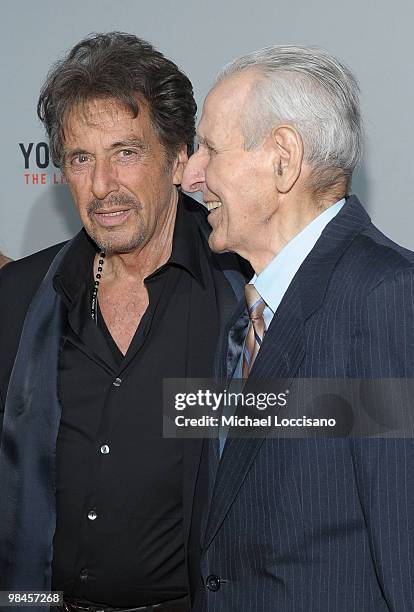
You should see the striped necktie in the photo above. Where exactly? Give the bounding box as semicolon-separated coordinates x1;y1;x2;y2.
242;284;266;379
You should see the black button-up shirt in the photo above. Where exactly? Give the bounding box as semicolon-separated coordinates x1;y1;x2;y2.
50;195;229;607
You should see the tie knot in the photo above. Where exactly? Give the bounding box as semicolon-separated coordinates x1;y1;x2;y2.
244;283;266;320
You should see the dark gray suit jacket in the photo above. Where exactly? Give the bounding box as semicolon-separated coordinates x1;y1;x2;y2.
195;196;414;611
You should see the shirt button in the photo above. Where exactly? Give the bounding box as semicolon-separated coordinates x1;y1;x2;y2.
206;574;221;591
79;569;89;581
100;444;110;454
87;510;98;521
113;377;122;387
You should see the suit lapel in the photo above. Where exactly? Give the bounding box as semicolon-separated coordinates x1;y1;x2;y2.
204;196;372;549
296;195;371;322
183;250;247;551
203;280;305;549
182;438;204;548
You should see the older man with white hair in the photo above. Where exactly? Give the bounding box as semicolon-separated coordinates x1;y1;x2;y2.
183;46;414;611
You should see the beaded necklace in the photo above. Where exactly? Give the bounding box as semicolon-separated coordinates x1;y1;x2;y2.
91;251;106;322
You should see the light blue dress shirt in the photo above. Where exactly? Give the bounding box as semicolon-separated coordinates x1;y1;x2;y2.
219;199;345;455
252;198;345;330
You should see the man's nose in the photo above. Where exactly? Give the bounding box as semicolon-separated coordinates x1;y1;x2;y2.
181;150;206;193
91;158;119;200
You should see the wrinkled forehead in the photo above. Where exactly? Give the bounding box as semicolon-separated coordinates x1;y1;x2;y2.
63;98;154;152
198;71;258;142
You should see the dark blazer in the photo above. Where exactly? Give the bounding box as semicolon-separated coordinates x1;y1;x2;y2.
196;196;414;611
0;194;246;605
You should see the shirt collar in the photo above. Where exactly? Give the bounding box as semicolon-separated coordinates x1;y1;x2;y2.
54;191;206;305
253;198;345;314
154;192;204;284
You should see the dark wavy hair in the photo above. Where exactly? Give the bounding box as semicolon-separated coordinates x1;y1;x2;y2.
37;32;197;167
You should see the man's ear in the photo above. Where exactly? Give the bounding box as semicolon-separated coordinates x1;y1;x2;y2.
172;145;189;185
270;125;304;193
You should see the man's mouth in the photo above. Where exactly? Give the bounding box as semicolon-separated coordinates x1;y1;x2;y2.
97;209;130;217
205;201;222;211
93;208;132;227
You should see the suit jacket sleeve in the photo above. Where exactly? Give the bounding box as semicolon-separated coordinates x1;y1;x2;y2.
350;268;414;611
0;256;51;437
0;267;7;433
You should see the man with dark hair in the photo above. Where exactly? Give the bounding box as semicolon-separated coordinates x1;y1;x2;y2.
0;32;245;611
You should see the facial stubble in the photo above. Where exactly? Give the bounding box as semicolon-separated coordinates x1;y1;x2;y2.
86;193;145;255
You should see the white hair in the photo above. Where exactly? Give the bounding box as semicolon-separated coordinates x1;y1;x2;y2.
217;45;362;194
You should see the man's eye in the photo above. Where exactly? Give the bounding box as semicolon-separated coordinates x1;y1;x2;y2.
198;143;216;155
119;149;136;158
71;154;91;166
203;141;218;155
